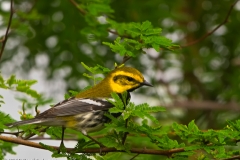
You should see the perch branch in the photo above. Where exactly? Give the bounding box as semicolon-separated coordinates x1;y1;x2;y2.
0;135;185;155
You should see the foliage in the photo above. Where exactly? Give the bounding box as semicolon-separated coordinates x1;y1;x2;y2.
0;74;52;108
103;21;176;57
1;0;240;159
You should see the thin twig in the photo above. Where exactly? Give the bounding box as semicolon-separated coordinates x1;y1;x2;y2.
68;0;137;65
182;0;239;48
121;56;132;65
0;135;185;155
23;127;49;140
0;0;14;61
129;153;140;160
68;0;131;39
122;118;129;145
108;29;132;39
68;0;86;15
35;105;39;116
0;131;23;136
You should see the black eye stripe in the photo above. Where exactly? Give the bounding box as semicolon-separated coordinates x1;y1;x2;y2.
126;76;134;81
113;75;137;83
113;76;118;82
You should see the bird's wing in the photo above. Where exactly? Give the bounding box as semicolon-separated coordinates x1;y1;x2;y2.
36;97;114;118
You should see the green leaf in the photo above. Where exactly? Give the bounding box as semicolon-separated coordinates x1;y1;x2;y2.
96;64;111;73
6;75;16;87
81;63;111;85
172;150;195;157
39;142;57;153
122;110;131;120
0;141;16;157
81;62;96;73
46;127;63;139
66;90;79;98
0;112;15;130
83;73;94;79
126;103;165;124
188;120;199;132
145;28;162;36
141;21;152;31
100;133;130;152
108;92;125;110
103;37;136;57
0;75;7;89
109;107;124;113
104;116;129;133
0;95;4;107
0;74;4;84
95;77;104;81
16;9;42;20
74;139;95;151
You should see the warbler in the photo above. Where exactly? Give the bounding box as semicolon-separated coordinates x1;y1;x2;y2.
6;66;152;144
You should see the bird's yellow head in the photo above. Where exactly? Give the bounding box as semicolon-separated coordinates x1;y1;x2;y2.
107;67;152;93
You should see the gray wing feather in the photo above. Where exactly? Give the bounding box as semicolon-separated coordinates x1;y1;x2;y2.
36;97;113;118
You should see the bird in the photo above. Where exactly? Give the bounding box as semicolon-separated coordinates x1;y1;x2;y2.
5;66;152;149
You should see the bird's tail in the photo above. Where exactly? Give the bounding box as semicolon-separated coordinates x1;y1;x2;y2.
5;118;47;128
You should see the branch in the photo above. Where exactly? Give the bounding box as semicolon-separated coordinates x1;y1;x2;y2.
222;155;240;160
169;100;240;111
0;0;14;61
181;0;239;48
0;135;185;155
0;135;52;150
28;133;155;141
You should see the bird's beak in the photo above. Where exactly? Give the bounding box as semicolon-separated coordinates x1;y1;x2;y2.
141;80;153;87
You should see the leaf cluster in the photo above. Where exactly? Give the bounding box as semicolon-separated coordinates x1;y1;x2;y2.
0;74;39;99
103;92;173;152
81;62;111;84
0;74;52;108
171;120;240;159
103;21;177;57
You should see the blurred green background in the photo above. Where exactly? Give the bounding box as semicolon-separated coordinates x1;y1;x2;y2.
1;0;240;143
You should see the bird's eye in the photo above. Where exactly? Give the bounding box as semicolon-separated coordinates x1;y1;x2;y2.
127;77;134;81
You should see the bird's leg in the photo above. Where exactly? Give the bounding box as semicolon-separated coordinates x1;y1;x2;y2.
58;126;66;153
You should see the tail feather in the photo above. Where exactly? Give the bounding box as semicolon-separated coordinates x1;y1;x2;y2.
5;117;66;128
5;118;45;128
